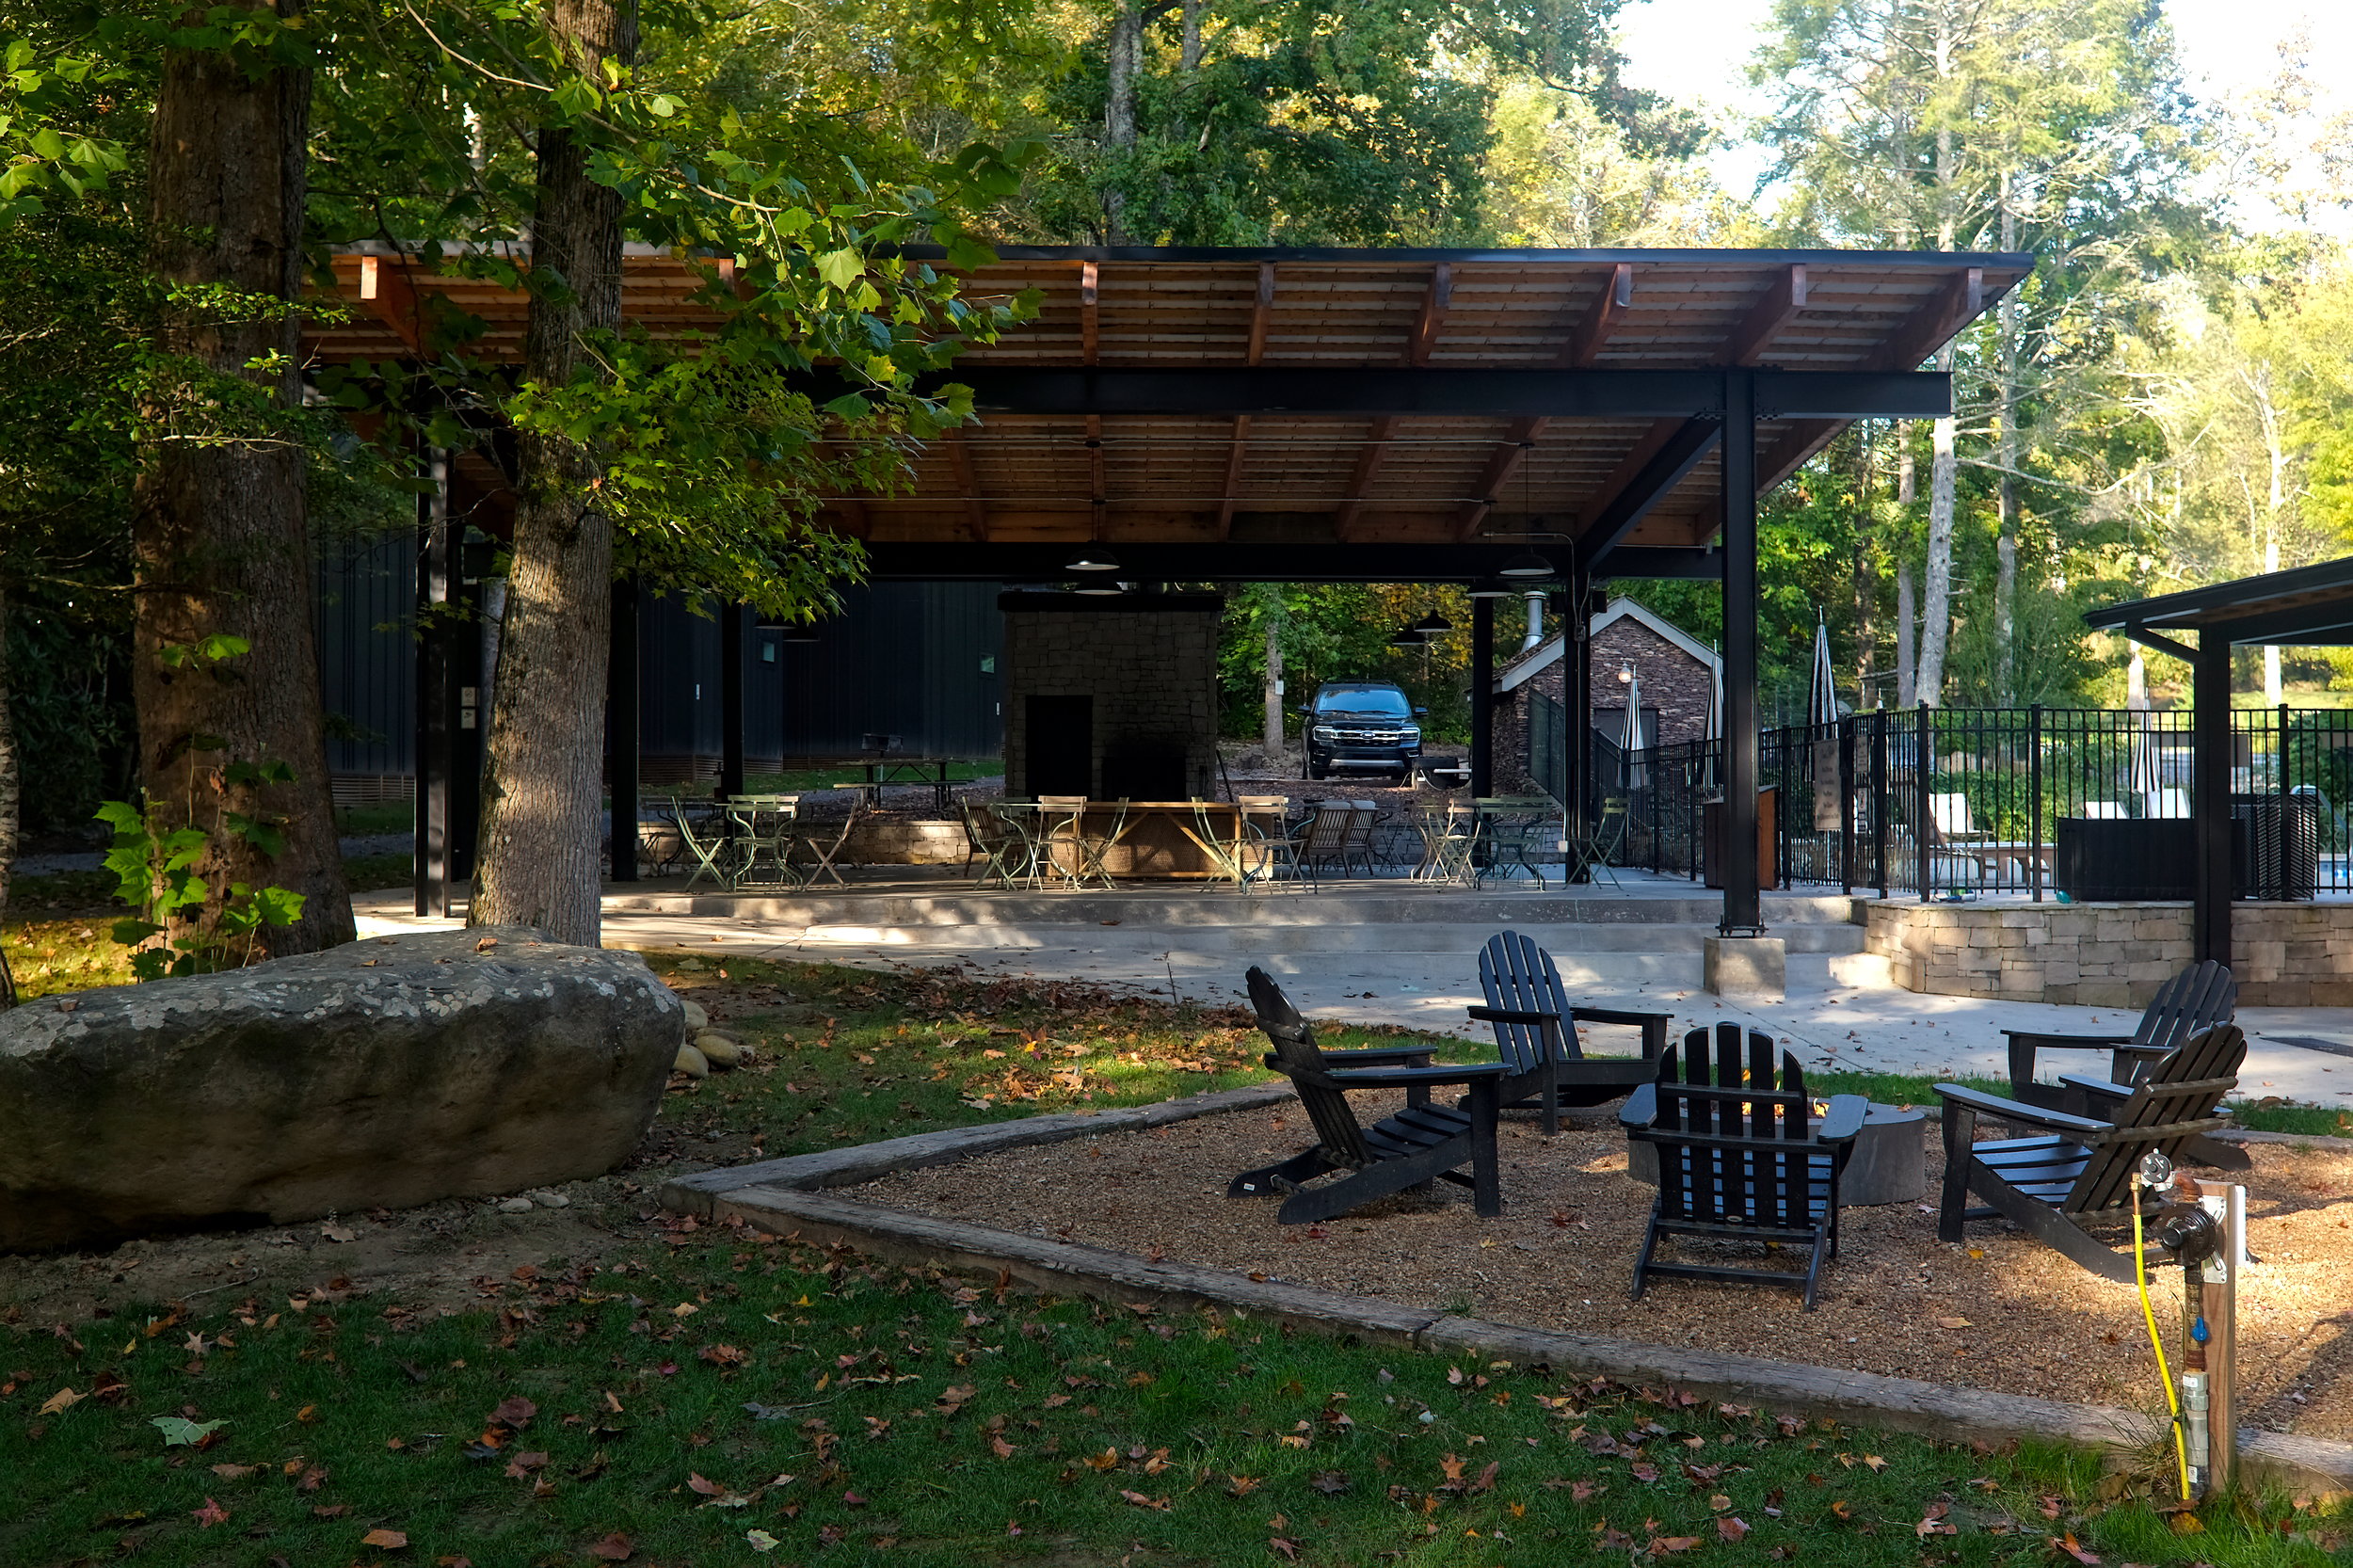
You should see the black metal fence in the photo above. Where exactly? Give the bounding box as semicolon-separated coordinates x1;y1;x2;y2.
1536;702;2353;901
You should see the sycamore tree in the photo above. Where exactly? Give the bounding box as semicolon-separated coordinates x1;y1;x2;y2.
307;2;1032;944
1755;0;2203;706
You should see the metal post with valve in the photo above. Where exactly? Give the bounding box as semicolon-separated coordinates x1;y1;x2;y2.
2134;1149;2245;1498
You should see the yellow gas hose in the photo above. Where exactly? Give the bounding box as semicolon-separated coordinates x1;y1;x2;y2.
2131;1192;2194;1501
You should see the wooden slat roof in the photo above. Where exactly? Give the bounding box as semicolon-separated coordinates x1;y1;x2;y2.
309;245;2027;564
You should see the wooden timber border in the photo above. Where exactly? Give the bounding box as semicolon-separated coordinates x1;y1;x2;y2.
661;1084;2353;1497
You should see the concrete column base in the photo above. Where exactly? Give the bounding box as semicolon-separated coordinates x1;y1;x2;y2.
1704;935;1786;1000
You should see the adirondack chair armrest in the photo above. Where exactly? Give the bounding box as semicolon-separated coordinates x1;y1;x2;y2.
1934;1081;2108;1136
1618;1082;1657;1128
1319;1047;1438;1065
1465;1007;1560;1026
1567;1006;1672;1059
1327;1062;1513;1089
2000;1028;2134;1051
1817;1094;1870;1144
2054;1071;2133;1116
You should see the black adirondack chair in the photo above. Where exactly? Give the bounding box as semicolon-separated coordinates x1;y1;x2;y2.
1936;1023;2247;1282
1230;968;1512;1224
1619;1024;1867;1311
1472;931;1669;1133
2003;960;2235;1108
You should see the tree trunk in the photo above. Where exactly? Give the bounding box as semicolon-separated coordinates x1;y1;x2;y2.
132;0;353;958
1916;394;1957;708
1104;1;1144;243
0;585;14;928
1896;437;1916;707
1261;609;1284;755
1993;184;2020;704
469;0;638;947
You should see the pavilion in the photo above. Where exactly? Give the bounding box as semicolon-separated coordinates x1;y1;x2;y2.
2087;555;2353;967
312;242;2028;935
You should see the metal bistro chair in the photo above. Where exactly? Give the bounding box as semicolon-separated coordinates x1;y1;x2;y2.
1565;796;1628;889
1417;802;1481;886
1478;797;1558;889
787;801;860;888
672;794;740;889
1071;797;1129;888
962;800;1030;888
725;793;803;888
1034;795;1095;888
1293;800;1359;886
1236;796;1303;888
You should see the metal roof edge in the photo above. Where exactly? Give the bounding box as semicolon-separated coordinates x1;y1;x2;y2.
2085;555;2353;630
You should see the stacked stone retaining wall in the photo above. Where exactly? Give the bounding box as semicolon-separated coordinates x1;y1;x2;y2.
1861;900;2353;1006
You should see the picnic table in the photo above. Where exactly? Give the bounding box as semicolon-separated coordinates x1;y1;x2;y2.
853;756;959;810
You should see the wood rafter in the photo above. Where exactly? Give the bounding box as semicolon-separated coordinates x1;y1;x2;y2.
1216;262;1277;538
1079;260;1100;364
1337;265;1455;539
1726;264;1807;368
942;430;988;541
1757;265;1981;491
1454;263;1633;540
357;254;427;355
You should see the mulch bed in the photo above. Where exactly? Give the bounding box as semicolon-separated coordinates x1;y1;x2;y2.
851;1098;2353;1441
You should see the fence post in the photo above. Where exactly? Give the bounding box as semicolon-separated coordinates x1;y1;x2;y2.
2279;701;2291;899
1917;702;1934;901
1873;712;1890;899
2029;703;2043;903
1839;714;1855;894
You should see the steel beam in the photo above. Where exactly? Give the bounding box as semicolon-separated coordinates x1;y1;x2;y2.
720;601;746;802
893;367;1949;420
859;541;1720;583
413;448;450;919
1576;419;1724;572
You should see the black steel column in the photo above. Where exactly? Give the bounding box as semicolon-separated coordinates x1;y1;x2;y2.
2193;635;2233;965
720;600;746;801
1559;580;1592;872
1469;595;1495;797
412;448;450;918
1720;370;1761;933
608;578;641;882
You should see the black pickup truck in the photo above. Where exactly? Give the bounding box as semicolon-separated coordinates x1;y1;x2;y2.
1300;681;1425;781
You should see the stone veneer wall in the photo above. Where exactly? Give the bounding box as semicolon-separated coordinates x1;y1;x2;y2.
1861;900;2353;1006
1492;616;1716;797
1000;605;1220;800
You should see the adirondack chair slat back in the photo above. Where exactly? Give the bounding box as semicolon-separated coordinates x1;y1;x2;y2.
2063;1024;2247;1212
1246;967;1371;1167
1478;930;1583;1075
2132;960;2236;1054
1643;1025;1820;1230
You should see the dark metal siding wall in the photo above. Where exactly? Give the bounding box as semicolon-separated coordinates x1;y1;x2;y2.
779;583;1003;759
313;530;415;778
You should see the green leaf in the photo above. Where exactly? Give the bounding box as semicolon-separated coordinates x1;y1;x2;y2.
151;1416;228;1447
111;918;161;947
814;248;863;291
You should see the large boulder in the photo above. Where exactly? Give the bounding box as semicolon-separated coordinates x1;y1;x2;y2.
0;927;683;1251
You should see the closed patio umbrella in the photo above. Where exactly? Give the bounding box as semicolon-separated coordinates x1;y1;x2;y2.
1620;669;1648;792
1699;648;1722;792
1808;616;1842;831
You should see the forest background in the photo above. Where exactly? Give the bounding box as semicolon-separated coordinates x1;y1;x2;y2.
4;0;2353;942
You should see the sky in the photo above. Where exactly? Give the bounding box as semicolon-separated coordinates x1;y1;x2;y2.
1610;0;2353;220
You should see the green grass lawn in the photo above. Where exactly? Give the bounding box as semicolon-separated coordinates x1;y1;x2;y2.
4;952;2348;1564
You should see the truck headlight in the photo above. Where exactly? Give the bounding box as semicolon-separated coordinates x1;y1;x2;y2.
1312;726;1338;743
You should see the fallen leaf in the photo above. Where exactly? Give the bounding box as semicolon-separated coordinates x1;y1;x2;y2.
990;1435;1017;1459
1650;1535;1703;1554
38;1387;83;1416
2052;1532;2101;1564
1226;1476;1261;1497
192;1497;230;1528
1268;1538;1301;1560
504;1452;551;1478
1830;1499;1852;1520
584;1533;633;1560
361;1528;409;1548
1936;1317;1973;1331
745;1529;779;1553
314;1504;352;1518
1119;1489;1169;1510
1718;1516;1750;1543
491;1396;536;1429
210;1463;259;1480
1860;1453;1887;1472
1310;1470;1349;1495
152;1416;228;1447
686;1473;724;1496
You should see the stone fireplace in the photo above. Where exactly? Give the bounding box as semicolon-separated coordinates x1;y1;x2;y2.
1000;594;1222;801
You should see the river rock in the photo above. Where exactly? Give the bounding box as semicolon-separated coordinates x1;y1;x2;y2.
694;1032;743;1067
674;1042;711;1077
0;927;684;1252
